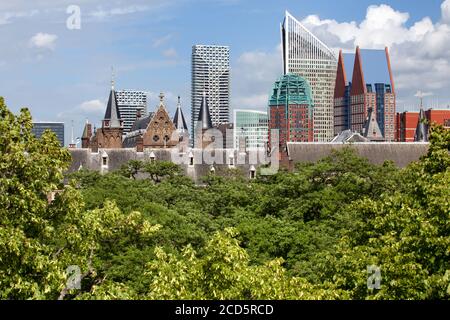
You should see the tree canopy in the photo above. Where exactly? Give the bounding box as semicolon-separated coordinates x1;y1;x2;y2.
0;97;448;300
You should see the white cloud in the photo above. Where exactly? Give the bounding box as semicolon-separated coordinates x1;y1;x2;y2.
162;48;178;58
79;99;105;114
298;2;450;108
89;5;152;19
29;32;57;50
442;0;450;23
0;10;39;25
153;34;173;48
232;46;282;110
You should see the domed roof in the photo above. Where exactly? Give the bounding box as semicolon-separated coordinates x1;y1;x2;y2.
269;73;314;106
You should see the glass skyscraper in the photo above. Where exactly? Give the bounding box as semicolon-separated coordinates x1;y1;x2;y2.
116;90;148;134
233;109;269;149
281;11;337;142
32;122;65;146
191;45;230;142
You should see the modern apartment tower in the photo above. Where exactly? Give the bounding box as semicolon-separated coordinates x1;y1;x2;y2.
334;47;396;141
191;45;230;142
116;90;148;134
233;109;269;150
281;11;337;142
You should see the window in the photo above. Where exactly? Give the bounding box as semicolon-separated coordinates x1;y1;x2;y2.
153;135;160;142
102;157;107;166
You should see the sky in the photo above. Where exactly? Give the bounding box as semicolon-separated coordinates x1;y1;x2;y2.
0;0;449;145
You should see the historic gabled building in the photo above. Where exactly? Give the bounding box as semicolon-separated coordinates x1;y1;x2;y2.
122;93;180;150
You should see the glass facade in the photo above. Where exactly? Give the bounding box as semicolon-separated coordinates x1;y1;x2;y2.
233;110;268;149
32;122;65;146
116;90;148;134
282;11;337;142
191;45;230;144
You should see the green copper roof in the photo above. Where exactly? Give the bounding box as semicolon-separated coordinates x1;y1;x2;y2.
269;73;314;106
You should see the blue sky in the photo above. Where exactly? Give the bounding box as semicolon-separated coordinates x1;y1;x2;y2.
0;0;449;145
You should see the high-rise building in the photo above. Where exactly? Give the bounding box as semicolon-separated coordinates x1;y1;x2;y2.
334;47;396;141
268;74;314;149
32;122;65;146
116;90;148;134
191;45;230;140
281;11;337;142
233;109;269;149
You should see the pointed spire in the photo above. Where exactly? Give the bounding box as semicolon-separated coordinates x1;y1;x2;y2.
363;107;384;141
111;66;115;90
159;92;165;107
103;70;122;129
197;91;213;130
173;96;188;132
414;106;429;142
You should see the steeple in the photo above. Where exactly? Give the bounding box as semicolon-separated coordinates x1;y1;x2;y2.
197;91;213;130
103;68;122;129
363;107;384;141
414;104;429;142
173;96;188;132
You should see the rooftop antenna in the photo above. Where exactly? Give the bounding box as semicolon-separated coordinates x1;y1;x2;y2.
71;120;74;145
111;66;115;90
414;91;432;111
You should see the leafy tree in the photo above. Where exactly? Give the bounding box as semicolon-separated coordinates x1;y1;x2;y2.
144;161;182;183
146;228;346;300
0;98;160;299
117;160;144;180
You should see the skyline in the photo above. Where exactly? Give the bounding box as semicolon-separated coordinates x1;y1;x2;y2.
1;0;450;145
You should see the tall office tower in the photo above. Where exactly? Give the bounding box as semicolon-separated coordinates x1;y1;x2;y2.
32;122;65;146
334;47;396;141
268;74;314;148
233;109;269;149
191;45;230;141
281;11;337;142
116;90;148;134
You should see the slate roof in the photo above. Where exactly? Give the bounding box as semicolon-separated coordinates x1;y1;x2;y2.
104;89;122;128
173;97;188;131
197;92;213;130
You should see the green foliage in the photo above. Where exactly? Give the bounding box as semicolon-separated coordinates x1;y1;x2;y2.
1;97;449;300
147;228;346;300
144;161;182;183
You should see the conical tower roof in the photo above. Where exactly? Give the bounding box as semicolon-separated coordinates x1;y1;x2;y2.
363;107;384;141
173;96;188;132
103;73;122;128
197;91;213;130
414;107;429;142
